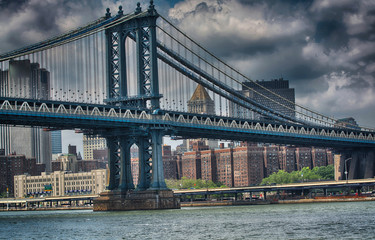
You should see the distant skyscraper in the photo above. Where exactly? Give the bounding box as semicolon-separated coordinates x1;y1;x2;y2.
335;117;360;130
187;84;215;115
231;78;295;120
185;85;217;150
51;131;62;154
0;59;52;171
83;135;106;160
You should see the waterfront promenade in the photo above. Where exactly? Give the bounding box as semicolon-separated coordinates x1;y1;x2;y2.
1;179;375;211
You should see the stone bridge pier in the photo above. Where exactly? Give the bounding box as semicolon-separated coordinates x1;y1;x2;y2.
93;129;180;211
334;149;375;181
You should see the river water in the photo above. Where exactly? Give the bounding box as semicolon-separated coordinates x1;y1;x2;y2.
1;201;374;239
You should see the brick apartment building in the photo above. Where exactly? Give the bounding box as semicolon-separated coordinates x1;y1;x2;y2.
181;151;201;179
296;147;313;170
0;150;45;196
264;146;280;177
162;145;178;179
215;148;234;187
233;145;264;187
176;143;333;187
201;149;216;183
280;146;296;173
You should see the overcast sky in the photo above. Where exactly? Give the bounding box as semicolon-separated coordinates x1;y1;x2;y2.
0;0;374;152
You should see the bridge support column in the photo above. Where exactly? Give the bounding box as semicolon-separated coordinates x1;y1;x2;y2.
150;129;167;190
335;149;375;180
136;136;152;190
119;137;135;191
364;151;375;178
107;136;120;190
348;152;359;179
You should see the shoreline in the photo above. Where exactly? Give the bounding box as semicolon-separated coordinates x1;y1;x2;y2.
2;196;374;211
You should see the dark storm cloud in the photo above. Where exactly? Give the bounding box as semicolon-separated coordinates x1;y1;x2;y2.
0;0;106;53
169;0;313;58
0;0;176;53
168;0;375;126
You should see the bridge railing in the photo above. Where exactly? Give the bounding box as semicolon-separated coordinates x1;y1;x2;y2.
1;99;374;143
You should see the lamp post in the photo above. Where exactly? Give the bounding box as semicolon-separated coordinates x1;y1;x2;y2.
6;187;9;211
344;157;352;184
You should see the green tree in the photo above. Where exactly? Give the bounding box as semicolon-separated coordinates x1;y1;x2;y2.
0;191;7;198
313;165;334;180
261;170;293;185
261;165;335;185
165;177;224;190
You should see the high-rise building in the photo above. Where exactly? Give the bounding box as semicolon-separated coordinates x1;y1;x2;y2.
51;154;78;173
184;85;217;150
51;131;62;154
200;149;216;183
264;146;280;177
230;78;295;120
296;147;312;170
187;85;215;115
280;146;296;172
68;144;77;156
0;150;45;196
83;135;106;160
233;145;264;186
335;117;360;130
311;147;328;168
215;148;234;187
162;145;177;179
181;151;201;179
0;59;51;171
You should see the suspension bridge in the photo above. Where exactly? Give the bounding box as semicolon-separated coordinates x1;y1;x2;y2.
0;1;374;210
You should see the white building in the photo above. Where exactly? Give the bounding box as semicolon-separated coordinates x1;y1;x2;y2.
83;135;106;160
14;169;107;198
53;154;78;173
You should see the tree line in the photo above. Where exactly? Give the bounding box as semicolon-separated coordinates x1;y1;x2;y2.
261;165;334;185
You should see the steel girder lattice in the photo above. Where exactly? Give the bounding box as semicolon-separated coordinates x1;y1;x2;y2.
107;136;121;190
136;136;153;190
106;31;121;101
140;27;152;98
105;7;160;110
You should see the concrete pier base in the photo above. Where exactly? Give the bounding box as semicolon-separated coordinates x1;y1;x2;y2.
93;190;180;211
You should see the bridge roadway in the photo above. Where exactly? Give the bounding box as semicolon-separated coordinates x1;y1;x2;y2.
0;97;374;148
174;178;375;197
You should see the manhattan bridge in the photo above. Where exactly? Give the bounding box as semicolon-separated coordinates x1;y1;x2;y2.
0;1;374;208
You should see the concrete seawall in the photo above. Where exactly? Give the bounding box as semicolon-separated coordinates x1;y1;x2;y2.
279;196;375;204
2;196;375;211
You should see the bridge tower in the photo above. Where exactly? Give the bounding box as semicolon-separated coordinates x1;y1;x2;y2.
94;1;179;211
